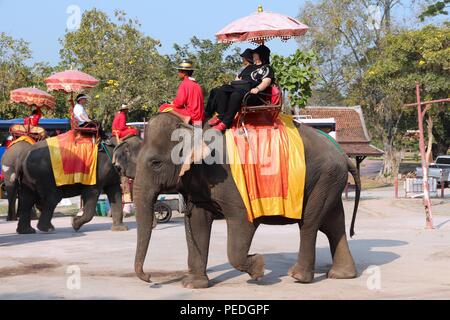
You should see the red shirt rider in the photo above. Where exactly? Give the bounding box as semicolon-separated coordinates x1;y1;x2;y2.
24;108;42;127
112;105;139;139
159;60;204;125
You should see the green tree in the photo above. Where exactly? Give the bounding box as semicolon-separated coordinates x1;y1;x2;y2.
297;0;403;105
358;24;450;175
0;32;34;119
271;50;317;112
419;0;450;21
171;37;242;98
59;9;174;128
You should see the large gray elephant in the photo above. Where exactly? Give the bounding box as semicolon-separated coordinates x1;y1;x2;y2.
16;135;142;234
1;141;34;221
133;113;361;289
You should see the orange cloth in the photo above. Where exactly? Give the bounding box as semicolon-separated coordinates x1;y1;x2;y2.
8;136;36;149
47;130;98;186
225;113;306;222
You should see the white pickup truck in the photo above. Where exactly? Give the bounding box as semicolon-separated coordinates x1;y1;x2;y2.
416;155;450;187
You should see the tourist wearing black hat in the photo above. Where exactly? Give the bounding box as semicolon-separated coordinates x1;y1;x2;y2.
210;44;275;132
205;48;257;127
236;48;254;78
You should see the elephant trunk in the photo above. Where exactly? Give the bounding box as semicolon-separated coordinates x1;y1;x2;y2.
133;174;156;283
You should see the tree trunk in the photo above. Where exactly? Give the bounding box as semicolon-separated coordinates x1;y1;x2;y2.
381;139;401;180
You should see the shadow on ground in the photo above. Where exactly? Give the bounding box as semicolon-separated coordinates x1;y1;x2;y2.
207;239;407;287
0;216;186;247
0;221;138;247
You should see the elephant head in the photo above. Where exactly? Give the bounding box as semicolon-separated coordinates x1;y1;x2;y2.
133;113;209;283
112;136;143;179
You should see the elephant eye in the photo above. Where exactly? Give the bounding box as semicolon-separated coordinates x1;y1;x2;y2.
150;159;163;170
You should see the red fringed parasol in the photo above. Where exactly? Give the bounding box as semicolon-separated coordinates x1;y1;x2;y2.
45;70;99;94
216;6;309;44
10;87;56;109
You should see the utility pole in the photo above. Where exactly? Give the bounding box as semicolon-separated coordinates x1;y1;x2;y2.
415;84;433;229
404;84;450;229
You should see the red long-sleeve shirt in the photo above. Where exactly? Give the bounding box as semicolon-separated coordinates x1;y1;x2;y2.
112;112;138;139
162;77;205;124
24;111;42;127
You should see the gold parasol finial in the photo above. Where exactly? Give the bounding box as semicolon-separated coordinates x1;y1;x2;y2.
258;5;263;13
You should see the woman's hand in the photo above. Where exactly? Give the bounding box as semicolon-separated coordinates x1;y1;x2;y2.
251;78;272;95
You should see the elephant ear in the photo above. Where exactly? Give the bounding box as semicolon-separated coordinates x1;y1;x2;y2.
179;140;210;177
177;123;211;177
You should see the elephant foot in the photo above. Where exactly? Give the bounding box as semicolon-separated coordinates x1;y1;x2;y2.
288;264;314;284
111;223;129;232
327;266;357;280
17;226;36;235
248;254;265;281
37;222;55;233
182;274;209;289
72;217;83;232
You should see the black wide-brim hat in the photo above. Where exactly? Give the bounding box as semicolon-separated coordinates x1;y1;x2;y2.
240;49;254;63
254;45;271;64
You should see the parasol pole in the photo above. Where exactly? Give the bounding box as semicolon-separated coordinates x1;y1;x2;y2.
69;92;76;130
258;5;265;46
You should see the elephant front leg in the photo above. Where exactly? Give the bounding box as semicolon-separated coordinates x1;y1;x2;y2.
72;188;100;232
104;184;128;232
183;205;214;289
226;218;263;281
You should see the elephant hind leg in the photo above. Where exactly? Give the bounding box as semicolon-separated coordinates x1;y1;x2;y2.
72;188;100;232
6;182;18;221
320;201;357;280
16;185;37;234
290;174;347;284
226;219;263;281
104;184;128;232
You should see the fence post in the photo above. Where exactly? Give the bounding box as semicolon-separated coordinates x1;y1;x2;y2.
441;170;445;199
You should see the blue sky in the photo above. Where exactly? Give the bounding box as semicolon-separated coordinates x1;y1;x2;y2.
0;0;437;65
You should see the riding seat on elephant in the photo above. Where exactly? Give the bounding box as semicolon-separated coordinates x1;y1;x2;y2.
133;112;361;288
15;131;142;235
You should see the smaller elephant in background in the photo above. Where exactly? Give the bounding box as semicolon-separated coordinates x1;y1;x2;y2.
16;135;142;234
1;140;35;221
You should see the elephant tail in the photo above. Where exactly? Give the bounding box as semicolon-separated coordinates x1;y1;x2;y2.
347;158;361;238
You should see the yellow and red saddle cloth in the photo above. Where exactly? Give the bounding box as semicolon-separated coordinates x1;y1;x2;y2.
8;136;36;148
225;114;306;222
47;130;98;187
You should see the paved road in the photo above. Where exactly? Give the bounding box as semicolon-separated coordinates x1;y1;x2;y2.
359;160;383;176
1;186;449;300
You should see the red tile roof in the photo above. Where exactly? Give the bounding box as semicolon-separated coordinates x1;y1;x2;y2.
299;106;384;157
